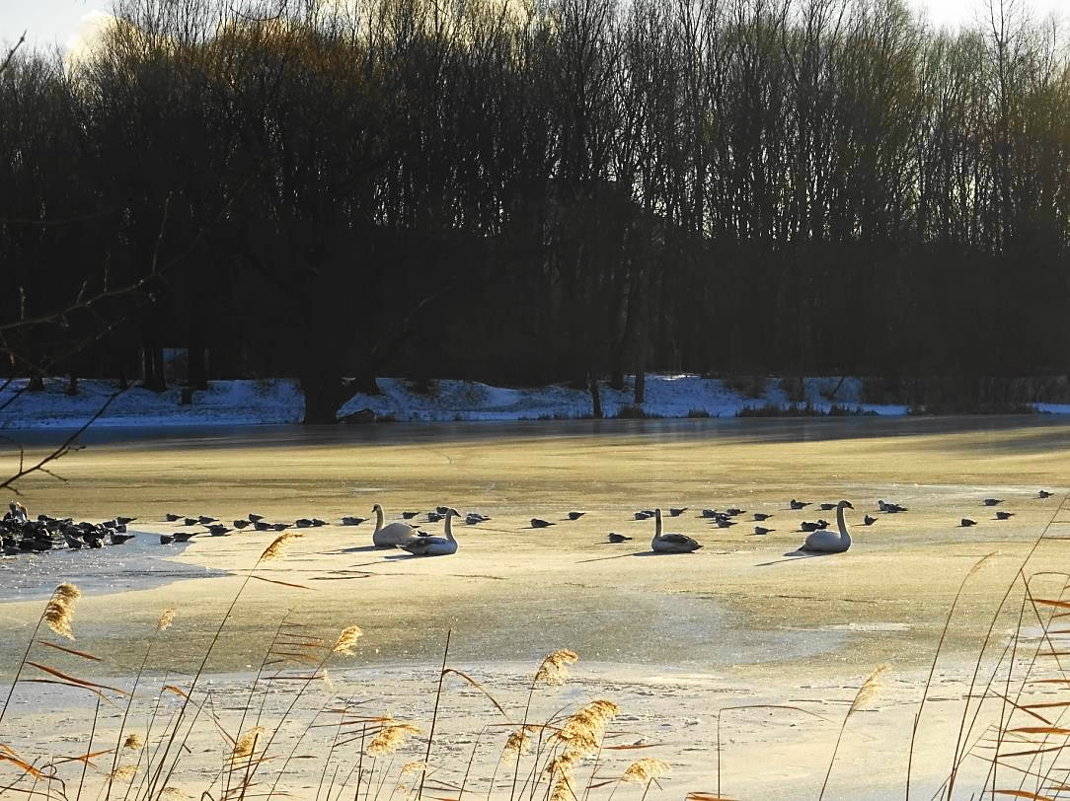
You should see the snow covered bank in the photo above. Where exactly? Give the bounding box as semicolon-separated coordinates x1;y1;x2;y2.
0;375;1066;429
337;375;910;421
0;378;305;428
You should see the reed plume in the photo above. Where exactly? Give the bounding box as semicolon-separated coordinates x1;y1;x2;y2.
849;664;888;714
504;726;533;756
534;649;579;687
368;722;420;756
43;582;81;640
232;725;266;759
123;733;144;750
554;699;619;760
819;664;890;801
108;764;138;780
622;757;670;783
547;762;575;801
260;531;303;562
156;608;175;631
331;625;363;655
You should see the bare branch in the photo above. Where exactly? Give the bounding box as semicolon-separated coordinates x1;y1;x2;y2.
0;31;25;76
0;388;126;493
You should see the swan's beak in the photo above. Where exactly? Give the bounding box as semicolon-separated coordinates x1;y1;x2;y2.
844;501;855;509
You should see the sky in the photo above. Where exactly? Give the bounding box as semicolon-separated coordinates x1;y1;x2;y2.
1;0;1068;53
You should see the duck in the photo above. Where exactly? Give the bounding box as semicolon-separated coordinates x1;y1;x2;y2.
401;509;459;556
371;504;420;548
651;508;702;553
530;518;554;528
790;499;810;510
878;500;907;513
7;502;28;524
799;500;854;553
608;532;632;543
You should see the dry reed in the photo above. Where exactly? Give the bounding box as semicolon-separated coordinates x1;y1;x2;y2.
504;726;533;756
157;608;175;631
621;758;670;784
260;531;303;561
818;664;890;801
331;625;363;655
43;582;81;640
232;725;266;759
367;722;420;756
534;649;579;687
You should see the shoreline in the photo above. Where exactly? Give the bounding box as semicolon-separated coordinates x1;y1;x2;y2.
3;375;1069;430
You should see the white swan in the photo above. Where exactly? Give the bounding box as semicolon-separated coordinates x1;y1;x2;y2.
651;508;702;553
371;503;420;549
401;508;459;556
799;500;854;553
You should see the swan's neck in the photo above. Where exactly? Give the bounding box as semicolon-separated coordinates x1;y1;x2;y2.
373;507;384;534
444;513;456;542
836;505;852;545
654;510;662;538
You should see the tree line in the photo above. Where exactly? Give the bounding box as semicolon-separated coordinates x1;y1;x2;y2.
1;0;1068;421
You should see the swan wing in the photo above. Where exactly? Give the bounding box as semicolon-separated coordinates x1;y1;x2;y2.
374;522;419;547
661;533;698;546
401;536;457;556
801;529;849;553
652;533;702;552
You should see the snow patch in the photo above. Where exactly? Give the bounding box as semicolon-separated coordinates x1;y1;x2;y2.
0;375;1065;430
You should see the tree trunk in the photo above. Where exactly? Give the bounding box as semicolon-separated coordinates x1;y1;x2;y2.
188;343;208;391
588;373;603;419
301;369;347;424
142;346;166;392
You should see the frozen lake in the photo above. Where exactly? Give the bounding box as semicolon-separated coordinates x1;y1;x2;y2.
1;415;1067;799
1;413;1066;671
